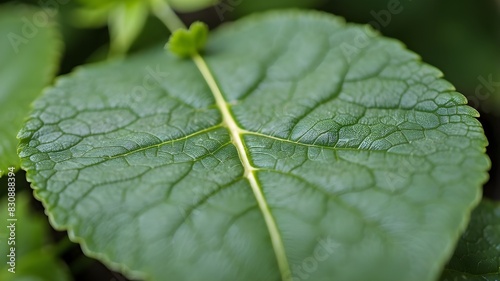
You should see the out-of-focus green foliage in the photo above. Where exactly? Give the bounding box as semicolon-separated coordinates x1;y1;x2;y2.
108;0;149;56
73;0;149;56
168;0;218;12
0;251;72;281
0;193;72;281
329;0;500;112
72;0;218;56
441;200;500;280
0;4;61;176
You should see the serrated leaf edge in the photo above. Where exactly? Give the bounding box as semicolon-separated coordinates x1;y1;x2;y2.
17;9;492;281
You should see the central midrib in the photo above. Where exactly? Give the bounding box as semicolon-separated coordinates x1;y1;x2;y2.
191;54;292;281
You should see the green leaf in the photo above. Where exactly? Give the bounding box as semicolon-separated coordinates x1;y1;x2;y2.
19;10;490;281
74;0;149;56
0;251;72;281
441;200;500;281
167;21;208;57
0;5;61;176
0;193;46;262
108;0;149;56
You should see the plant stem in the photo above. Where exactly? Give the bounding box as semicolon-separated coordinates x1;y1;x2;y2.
150;0;186;32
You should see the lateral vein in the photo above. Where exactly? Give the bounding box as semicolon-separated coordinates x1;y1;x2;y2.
192;54;292;281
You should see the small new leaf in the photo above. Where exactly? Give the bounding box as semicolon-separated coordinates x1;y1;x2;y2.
167;21;208;57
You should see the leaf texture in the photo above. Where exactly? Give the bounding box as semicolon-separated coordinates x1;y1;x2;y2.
441;200;500;281
18;11;490;281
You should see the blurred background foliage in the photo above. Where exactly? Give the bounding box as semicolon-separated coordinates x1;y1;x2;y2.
0;190;72;281
0;0;498;280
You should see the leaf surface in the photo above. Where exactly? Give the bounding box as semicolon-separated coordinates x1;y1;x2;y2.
441;200;500;281
0;5;61;176
19;11;490;281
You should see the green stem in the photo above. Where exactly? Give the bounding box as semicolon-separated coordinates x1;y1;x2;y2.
150;0;186;32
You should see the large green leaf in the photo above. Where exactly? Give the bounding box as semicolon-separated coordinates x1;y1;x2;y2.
441;200;500;281
19;11;490;281
0;5;61;176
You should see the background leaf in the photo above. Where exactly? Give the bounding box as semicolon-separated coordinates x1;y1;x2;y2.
441;200;500;281
168;0;219;12
73;0;149;57
108;0;149;56
0;192;72;281
0;4;61;176
19;11;490;281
